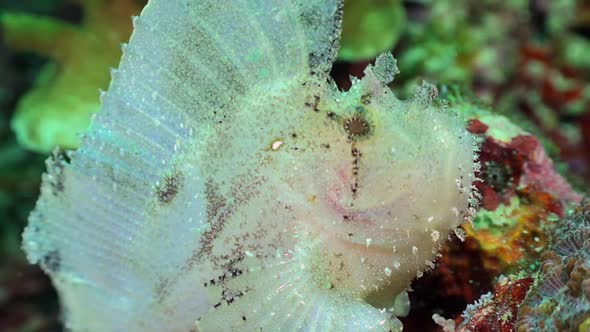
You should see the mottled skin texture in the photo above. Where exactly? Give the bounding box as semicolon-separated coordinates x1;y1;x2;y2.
197;65;475;298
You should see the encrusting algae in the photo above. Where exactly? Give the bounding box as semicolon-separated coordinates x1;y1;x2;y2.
21;0;479;331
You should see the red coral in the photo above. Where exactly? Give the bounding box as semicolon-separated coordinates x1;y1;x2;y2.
510;135;582;203
457;277;534;332
474;132;580;211
475;136;525;211
467;119;489;135
505;43;590;185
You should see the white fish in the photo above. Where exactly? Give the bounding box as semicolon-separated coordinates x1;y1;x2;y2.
22;0;478;331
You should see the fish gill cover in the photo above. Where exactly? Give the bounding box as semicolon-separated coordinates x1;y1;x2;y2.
21;0;478;331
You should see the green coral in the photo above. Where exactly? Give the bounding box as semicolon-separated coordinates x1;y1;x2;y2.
397;0;528;99
338;0;405;61
472;197;521;233
2;0;143;152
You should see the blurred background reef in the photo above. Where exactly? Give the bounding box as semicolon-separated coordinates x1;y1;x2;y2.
0;0;588;331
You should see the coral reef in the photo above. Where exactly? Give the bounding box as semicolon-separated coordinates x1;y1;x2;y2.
400;90;582;330
398;0;529;96
464;190;561;275
399;234;494;331
456;276;534;332
515;198;590;332
459;93;581;272
496;43;590;187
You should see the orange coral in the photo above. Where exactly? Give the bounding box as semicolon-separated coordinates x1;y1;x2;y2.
464;190;562;275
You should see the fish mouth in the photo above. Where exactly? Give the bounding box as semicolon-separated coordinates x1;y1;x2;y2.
317;174;405;250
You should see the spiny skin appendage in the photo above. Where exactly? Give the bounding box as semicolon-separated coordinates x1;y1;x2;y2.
22;1;477;331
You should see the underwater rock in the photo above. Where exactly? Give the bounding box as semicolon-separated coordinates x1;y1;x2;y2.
21;0;479;331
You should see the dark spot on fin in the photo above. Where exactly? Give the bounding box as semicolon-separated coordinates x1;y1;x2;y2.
41;250;61;273
48;151;69;196
300;1;343;75
156;171;183;205
196;179;228;260
154;277;171;303
361;93;372;105
304;95;321;112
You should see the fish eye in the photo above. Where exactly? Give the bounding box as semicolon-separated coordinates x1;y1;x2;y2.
342;107;374;140
343;116;370;137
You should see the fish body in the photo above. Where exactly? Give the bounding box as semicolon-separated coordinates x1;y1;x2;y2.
22;0;477;330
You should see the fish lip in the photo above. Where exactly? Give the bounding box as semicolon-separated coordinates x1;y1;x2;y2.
323;181;375;223
301;166;409;249
322;180;403;230
318;187;406;250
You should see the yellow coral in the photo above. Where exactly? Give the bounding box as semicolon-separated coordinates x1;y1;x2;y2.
579;316;590;332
